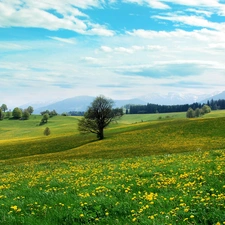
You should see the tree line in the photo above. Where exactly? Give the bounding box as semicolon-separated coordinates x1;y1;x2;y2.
0;104;34;120
186;105;211;118
0;104;58;124
128;99;225;114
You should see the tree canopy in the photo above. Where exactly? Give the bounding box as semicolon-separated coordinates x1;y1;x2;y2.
27;106;34;115
1;104;7;112
12;107;22;119
78;95;123;140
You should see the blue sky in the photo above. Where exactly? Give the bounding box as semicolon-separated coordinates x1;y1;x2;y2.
1;0;225;108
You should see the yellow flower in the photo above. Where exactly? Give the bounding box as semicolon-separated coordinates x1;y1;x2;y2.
190;215;195;219
10;205;18;211
80;214;84;217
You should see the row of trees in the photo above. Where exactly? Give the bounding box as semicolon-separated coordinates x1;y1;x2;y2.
40;110;58;117
0;104;34;120
128;99;225;114
12;106;34;120
129;102;203;114
0;103;58;123
186;105;211;118
39;110;58;125
206;99;225;110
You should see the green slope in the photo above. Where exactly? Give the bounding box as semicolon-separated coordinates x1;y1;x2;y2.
1;111;225;164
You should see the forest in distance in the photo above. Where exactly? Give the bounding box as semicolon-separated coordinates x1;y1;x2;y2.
128;99;225;114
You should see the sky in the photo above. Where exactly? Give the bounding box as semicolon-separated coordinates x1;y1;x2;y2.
1;0;225;108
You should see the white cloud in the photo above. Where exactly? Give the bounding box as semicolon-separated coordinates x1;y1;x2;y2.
127;28;225;43
208;43;225;50
100;44;165;54
152;14;225;30
0;0;114;36
146;45;165;51
87;27;115;36
100;46;113;52
1;0;225;106
48;37;76;44
114;47;134;54
147;0;170;9
161;0;220;7
186;8;213;17
81;56;102;64
123;0;169;9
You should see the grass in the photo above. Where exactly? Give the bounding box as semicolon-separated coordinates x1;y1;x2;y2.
0;115;80;141
1;112;225;162
0;111;225;224
1;151;225;224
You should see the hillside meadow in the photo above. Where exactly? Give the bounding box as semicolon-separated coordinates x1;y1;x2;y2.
0;111;225;224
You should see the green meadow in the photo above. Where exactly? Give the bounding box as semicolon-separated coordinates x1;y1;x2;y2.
0;111;225;224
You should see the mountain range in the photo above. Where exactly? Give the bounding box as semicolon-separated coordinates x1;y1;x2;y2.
19;91;225;114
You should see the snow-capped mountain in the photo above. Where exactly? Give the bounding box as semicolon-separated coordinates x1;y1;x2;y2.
140;91;222;105
19;91;224;114
200;90;225;103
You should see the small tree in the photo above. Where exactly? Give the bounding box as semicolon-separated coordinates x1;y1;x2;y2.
1;104;8;112
0;109;4;120
49;110;57;117
78;95;123;140
5;111;12;118
186;107;195;118
27;106;34;115
41;110;50;115
195;108;201;117
44;127;51;136
41;113;49;124
201;105;211;114
22;110;30;120
12;107;22;119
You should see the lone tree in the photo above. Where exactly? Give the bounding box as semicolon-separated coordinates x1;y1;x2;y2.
44;127;51;136
78;95;123;140
1;104;8;112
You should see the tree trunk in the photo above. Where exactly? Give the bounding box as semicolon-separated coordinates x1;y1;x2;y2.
98;128;104;140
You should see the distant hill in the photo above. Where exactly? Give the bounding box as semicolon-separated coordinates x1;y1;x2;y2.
34;96;95;114
34;96;147;114
140;92;222;105
201;90;225;103
29;91;224;114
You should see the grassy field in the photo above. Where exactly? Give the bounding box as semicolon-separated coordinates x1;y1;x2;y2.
0;111;225;224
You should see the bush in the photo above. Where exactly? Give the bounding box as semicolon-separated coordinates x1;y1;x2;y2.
22;110;30;120
195;108;201;117
201;105;211;114
12;107;22;119
43;127;51;136
186;107;195;118
0;109;4;120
